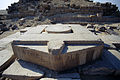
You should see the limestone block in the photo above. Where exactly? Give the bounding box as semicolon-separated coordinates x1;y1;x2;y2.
47;40;65;55
97;13;103;17
45;25;72;33
0;49;15;71
2;60;44;80
86;24;94;28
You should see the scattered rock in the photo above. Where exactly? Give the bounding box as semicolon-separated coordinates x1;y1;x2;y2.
98;26;107;32
96;13;103;17
11;25;18;30
0;23;9;32
19;18;25;23
86;24;94;28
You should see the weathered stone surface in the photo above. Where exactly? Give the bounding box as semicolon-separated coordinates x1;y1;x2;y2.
97;13;103;17
86;24;94;28
16;24;101;42
45;24;72;33
47;40;65;55
104;49;120;70
0;49;15;71
2;60;44;80
52;73;80;79
40;78;81;80
82;67;114;75
12;24;103;71
11;24;18;30
98;35;120;49
78;49;118;76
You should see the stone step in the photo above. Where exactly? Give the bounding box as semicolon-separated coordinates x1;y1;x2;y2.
2;60;44;80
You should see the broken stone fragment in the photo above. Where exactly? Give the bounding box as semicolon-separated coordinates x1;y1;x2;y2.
47;40;65;55
86;24;94;28
96;13;103;17
2;60;44;80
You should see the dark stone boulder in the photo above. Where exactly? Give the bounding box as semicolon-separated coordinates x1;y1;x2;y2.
0;23;9;31
98;27;107;32
11;25;18;30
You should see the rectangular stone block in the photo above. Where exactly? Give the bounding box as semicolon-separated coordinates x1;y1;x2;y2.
0;49;15;71
2;60;44;80
12;44;103;71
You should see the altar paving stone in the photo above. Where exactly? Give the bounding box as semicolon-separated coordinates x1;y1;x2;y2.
2;60;44;80
0;49;15;71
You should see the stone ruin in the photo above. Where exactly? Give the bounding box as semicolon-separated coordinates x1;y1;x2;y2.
1;24;120;80
0;0;120;80
11;24;103;71
0;0;120;33
5;0;120;23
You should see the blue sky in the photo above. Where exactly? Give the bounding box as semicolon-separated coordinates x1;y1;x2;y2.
0;0;120;10
0;0;19;10
93;0;120;10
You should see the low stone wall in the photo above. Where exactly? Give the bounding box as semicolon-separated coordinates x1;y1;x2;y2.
50;15;120;23
7;12;35;19
43;6;103;17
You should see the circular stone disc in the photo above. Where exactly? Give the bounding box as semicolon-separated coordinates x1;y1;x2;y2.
45;25;72;33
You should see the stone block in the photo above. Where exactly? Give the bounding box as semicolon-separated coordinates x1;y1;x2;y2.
0;49;15;71
2;60;44;80
48;40;65;55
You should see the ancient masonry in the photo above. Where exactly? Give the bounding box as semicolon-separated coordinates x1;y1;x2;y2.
11;24;103;71
1;24;104;79
0;24;120;80
0;0;120;80
5;0;120;23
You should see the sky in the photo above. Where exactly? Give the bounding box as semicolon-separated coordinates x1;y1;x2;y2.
0;0;19;10
0;0;120;10
93;0;120;10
